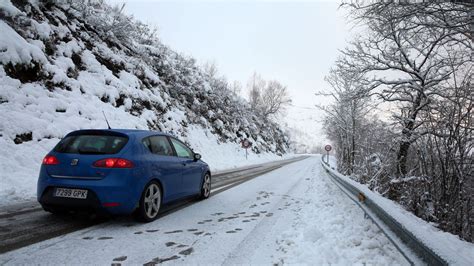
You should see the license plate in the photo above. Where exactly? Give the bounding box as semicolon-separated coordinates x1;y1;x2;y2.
54;188;88;199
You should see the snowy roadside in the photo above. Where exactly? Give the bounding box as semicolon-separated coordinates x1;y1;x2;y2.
324;155;474;265
0;156;407;265
0;132;296;207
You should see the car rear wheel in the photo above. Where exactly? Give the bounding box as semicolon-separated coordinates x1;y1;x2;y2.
199;173;211;200
136;181;162;222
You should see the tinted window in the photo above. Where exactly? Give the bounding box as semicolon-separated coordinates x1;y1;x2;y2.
144;136;174;156
170;138;193;159
54;135;128;154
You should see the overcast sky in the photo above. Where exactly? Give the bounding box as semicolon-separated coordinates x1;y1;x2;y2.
108;0;351;147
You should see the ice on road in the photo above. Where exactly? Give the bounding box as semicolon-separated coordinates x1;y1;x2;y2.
0;156;407;265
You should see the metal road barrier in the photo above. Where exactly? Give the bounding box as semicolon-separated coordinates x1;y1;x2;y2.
320;156;448;266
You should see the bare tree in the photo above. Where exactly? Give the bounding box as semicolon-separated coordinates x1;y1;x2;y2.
230;80;242;95
339;1;472;177
247;72;265;111
203;61;219;79
260;80;292;118
318;65;371;175
247;73;291;119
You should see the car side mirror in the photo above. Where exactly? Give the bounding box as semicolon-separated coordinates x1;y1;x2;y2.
193;153;201;161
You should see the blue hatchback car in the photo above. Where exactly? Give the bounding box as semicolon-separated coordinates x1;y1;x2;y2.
37;129;211;222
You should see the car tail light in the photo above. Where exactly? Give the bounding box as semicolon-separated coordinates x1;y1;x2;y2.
42;155;60;165
93;158;134;168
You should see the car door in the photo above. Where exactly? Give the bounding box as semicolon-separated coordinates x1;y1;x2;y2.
144;136;184;202
169;137;202;196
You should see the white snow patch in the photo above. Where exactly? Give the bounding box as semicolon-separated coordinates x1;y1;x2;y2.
0;0;23;17
0;21;47;64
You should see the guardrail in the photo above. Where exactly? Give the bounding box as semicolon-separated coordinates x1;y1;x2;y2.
320;155;447;266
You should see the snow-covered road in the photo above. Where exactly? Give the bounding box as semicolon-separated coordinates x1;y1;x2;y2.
0;156;407;265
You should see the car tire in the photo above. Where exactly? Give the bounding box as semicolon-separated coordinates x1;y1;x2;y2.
199;173;211;200
135;181;162;222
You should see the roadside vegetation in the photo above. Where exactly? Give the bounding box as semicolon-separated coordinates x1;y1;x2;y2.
319;1;473;242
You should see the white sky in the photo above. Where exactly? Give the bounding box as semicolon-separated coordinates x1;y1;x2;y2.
108;0;351;147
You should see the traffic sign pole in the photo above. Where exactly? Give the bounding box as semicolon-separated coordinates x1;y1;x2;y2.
324;144;332;165
241;138;252;160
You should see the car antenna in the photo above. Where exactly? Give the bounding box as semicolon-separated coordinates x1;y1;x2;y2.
102;111;112;129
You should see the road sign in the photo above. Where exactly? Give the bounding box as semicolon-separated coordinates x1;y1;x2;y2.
241;139;252;149
241;139;252;159
324;144;332;164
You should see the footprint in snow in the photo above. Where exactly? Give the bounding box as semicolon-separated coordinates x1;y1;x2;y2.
217;216;238;222
266;213;274;217
211;212;224;216
247;212;260;218
179;247;194;256
113;256;127;262
165;242;176;247
146;229;159;233
97;236;113;240
145;255;180;265
134;231;143;235
193;231;204;236
226;230;236;234
82;236;93;240
165;230;183;234
187;228;198;232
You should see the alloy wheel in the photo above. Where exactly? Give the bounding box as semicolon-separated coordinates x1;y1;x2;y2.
144;183;161;219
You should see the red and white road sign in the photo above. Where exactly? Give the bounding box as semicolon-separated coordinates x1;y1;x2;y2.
325;144;332;152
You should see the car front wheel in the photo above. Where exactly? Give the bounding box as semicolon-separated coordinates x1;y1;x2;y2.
199;173;211;200
136;181;162;222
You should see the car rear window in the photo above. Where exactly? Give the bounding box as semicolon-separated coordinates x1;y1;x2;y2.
54;134;128;154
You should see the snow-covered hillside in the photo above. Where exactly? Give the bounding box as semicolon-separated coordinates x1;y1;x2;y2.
0;0;291;204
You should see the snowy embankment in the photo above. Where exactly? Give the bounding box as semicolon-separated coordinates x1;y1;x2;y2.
0;1;293;205
0;156;407;265
324;155;474;265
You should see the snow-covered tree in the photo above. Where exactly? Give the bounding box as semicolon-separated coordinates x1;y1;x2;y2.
320;1;473;241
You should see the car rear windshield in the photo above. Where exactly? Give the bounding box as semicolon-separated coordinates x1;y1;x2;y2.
54;134;128;155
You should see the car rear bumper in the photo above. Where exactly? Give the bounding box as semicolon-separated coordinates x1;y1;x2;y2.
37;168;141;215
39;187;104;212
